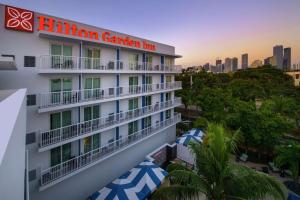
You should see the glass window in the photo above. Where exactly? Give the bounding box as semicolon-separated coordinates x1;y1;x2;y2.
51;44;62;56
62;143;71;162
128;121;138;135
165;57;173;66
145;116;151;128
145;96;152;106
93;134;100;149
166;109;171;119
84;107;92;121
145;76;152;85
63;78;72;91
83;137;92;153
129;98;138;110
63;45;72;56
129;54;139;68
50;112;61;130
93;78;101;89
166;76;172;83
50;146;61;166
129;76;138;86
93;105;100;119
62;110;71;127
85;78;93;89
166;92;171;101
51;79;61;92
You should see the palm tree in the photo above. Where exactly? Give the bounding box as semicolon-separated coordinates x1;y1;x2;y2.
275;142;300;185
153;123;287;200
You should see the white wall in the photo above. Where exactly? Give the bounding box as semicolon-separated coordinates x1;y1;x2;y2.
0;89;27;200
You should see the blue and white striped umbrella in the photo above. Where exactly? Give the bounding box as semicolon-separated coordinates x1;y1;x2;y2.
176;128;204;146
89;160;168;200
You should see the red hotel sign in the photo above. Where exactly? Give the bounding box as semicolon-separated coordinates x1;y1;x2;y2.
37;16;156;51
5;5;34;32
4;5;156;51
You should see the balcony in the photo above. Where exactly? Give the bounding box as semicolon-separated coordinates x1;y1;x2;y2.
38;55;182;74
38;82;182;112
40;113;181;188
38;98;182;151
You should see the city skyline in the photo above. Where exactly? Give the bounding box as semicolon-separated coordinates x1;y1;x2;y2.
1;0;299;67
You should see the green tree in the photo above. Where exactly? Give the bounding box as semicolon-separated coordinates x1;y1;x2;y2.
193;117;208;130
275;142;300;185
153;123;287;200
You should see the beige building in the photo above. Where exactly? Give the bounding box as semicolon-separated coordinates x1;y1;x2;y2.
250;60;263;68
285;70;300;86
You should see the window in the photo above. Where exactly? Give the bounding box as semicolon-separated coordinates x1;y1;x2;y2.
129;76;138;86
145;55;153;68
165;57;173;67
83;48;101;69
50;143;71;166
50;44;73;69
145;76;152;85
83;133;100;153
145;96;152;106
129;53;139;69
128;98;138;111
84;105;100;121
84;77;101;99
166;109;171;119
24;56;36;67
50;110;71;130
26;132;36;145
144;116;151;128
50;78;72;104
27;94;36;106
296;74;299;79
166;92;171;101
166;76;172;83
128;121;138;135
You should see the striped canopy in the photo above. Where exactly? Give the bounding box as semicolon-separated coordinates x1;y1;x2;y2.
176;128;204;146
89;160;168;200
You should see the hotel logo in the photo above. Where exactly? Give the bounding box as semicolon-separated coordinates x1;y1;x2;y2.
5;5;34;32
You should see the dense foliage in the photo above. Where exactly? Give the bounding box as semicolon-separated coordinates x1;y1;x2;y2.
153;123;287;200
176;66;300;155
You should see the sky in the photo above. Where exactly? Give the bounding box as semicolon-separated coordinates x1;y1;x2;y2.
1;0;300;67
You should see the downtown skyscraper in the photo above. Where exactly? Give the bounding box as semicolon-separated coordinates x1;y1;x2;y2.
241;54;248;69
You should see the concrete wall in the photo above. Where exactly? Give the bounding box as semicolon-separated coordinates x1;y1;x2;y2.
0;89;27;200
31;125;176;200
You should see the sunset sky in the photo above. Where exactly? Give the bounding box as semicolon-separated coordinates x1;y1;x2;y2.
1;0;300;67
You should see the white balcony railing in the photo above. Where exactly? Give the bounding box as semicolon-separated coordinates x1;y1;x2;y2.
39;55;182;72
39;98;181;148
40;113;181;186
38;82;182;109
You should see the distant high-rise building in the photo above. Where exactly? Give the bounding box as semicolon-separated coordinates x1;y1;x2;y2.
251;60;263;68
216;58;222;72
264;56;276;66
203;63;210;71
224;58;232;72
241;54;248;69
273;45;283;69
283;47;291;70
232;57;238;72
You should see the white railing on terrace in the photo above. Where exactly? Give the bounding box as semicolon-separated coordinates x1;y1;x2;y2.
39;55;182;72
39;98;181;148
38;82;182;109
40;113;181;186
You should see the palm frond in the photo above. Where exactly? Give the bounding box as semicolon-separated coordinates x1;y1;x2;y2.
224;163;287;200
152;185;205;200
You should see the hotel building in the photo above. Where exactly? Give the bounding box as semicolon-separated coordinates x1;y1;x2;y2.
0;4;182;200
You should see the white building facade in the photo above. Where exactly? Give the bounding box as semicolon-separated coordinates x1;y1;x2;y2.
0;4;182;200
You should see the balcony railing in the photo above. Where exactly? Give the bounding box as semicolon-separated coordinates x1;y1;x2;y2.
40;113;181;186
38;82;182;109
39;55;182;72
39;98;182;148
